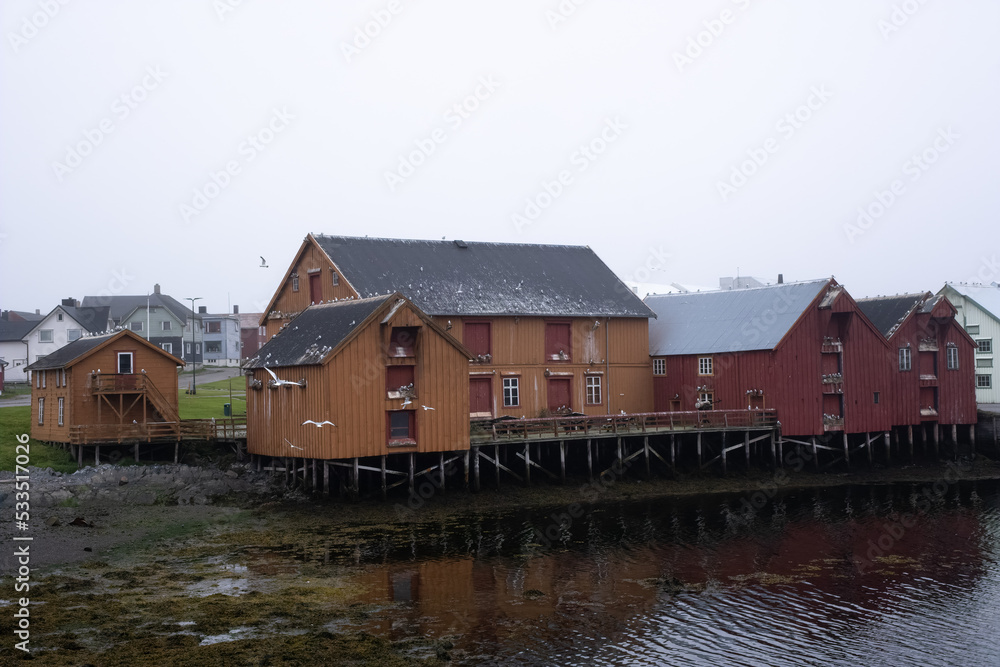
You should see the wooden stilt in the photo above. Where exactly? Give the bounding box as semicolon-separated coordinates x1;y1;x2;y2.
95;445;100;465
495;444;501;489
969;424;976;459
951;424;958;459
777;435;784;468
353;457;359;494
811;436;818;470
670;434;676;471
933;424;940;459
463;450;470;489
381;456;387;499
524;442;531;485
884;432;890;465
284;457;289;487
324;461;330;496
78;445;83;467
907;425;914;460
312;459;318;492
617;437;623;472
697;432;703;467
643;436;650;478
134;442;139;463
439;452;445;492
770;431;776;468
744;431;750;469
842;433;849;466
721;432;728;474
473;446;480;492
559;441;566;482
408;453;415;495
586;439;593;481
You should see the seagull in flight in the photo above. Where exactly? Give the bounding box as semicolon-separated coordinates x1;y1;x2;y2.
401;397;413;408
303;420;336;428
421;405;435;411
263;367;304;387
260;256;268;268
284;438;303;450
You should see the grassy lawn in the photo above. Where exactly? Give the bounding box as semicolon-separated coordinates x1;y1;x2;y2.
0;406;77;473
0;383;32;398
178;376;247;420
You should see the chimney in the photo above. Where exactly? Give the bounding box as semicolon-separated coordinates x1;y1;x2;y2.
153;284;161;295
198;306;207;314
233;305;239;314
777;274;784;284
35;309;40;315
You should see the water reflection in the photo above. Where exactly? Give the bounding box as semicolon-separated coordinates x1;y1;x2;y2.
308;481;1000;665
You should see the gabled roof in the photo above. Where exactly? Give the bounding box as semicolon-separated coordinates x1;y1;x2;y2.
0;319;34;343
940;283;1000;323
856;293;929;339
645;279;831;356
23;305;109;340
245;296;394;368
24;329;184;371
3;310;45;322
80;294;194;324
308;234;654;318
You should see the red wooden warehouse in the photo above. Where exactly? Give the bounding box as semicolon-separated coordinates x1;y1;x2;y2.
645;278;896;442
856;292;978;443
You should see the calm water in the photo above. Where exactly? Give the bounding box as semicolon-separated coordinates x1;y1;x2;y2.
307;479;1000;666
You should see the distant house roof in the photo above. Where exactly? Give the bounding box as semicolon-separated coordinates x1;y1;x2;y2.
80;294;193;325
237;313;264;329
25;329;183;371
245;296;394;368
645;279;831;356
61;306;110;333
3;310;45;322
941;283;1000;322
311;235;654;318
0;319;35;343
856;293;929;338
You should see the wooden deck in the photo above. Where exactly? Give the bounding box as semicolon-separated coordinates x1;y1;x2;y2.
470;409;778;444
68;416;247;445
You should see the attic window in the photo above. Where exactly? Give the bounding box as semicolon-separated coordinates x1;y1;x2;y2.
332;271;339;286
292;274;300;292
389;327;418;358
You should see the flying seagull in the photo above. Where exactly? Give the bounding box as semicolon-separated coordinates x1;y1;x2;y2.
302;420;336;428
284;438;303;450
421;405;435;411
400;397;413;408
260;256;268;268
263;367;305;387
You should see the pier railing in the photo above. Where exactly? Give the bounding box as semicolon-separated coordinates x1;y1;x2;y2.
68;416;246;445
471;409;778;443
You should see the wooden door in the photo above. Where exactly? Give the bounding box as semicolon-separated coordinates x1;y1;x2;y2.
470;377;493;417
547;378;571;413
309;273;322;304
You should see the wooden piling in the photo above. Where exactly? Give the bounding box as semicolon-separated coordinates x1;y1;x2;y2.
559;441;566;482
643;436;650;478
134;443;139;463
95;445;100;465
697;432;703;467
324;461;330;496
408;453;415;495
524;442;531;486
670;434;676;471
721;432;727;474
473;446;480;492
439;453;445;492
495;444;501;489
744;431;750;469
842;433;849;466
811;436;818;470
175;441;180;464
586;438;593;481
907;425;914;460
933;424;940;459
463;450;470;489
381;455;387;499
969;424;976;459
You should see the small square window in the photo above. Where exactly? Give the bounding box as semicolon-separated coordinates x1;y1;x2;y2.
586;375;602;405
977;339;993;355
67;329;82;341
899;347;912;372
131;321;143;332
387;410;415;443
332;271;339;286
162;321;172;331
873;391;880;404
389;327;418;358
653;359;666;376
946;346;959;370
698;357;713;376
39;329;53;343
977;374;992;389
503;377;520;407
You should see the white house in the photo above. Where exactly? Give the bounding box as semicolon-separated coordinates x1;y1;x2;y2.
0;319;34;383
938;282;1000;404
22;302;109;371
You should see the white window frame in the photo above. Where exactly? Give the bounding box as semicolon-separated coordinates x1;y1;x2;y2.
162;321;172;331
946;346;959;370
586;375;602;405
698;357;713;376
58;397;64;426
117;352;134;375
966;325;980;335
131;321;143;332
977;339;993;355
38;397;44;425
39;329;53;343
977;374;992;389
502;377;520;407
161;343;173;354
332;271;339;286
41;370;46;389
899;347;912;372
292;274;300;292
67;329;82;342
977;358;994;368
653;358;666;376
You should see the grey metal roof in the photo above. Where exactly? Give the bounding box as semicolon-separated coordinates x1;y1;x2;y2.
855;293;927;338
61;306;110;333
80;294;193;324
245;295;392;369
25;332;120;370
645;279;830;356
0;319;34;342
312;235;654;318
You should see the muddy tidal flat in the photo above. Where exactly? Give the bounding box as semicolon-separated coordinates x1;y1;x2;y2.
1;459;999;665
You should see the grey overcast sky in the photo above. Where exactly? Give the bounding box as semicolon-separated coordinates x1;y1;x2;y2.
2;1;998;315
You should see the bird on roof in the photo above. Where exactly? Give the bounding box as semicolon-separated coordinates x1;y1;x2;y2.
302;420;336;427
260;256;268;268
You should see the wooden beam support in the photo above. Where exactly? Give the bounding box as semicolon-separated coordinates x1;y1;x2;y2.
560;441;567;482
473;446;480;492
586;438;593;481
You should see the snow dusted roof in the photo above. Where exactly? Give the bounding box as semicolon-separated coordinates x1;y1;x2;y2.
645;279;830;356
244;295;392;369
856;293;929;339
312;235;654;318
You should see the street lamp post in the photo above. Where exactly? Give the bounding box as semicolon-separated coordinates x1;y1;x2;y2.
186;297;202;395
